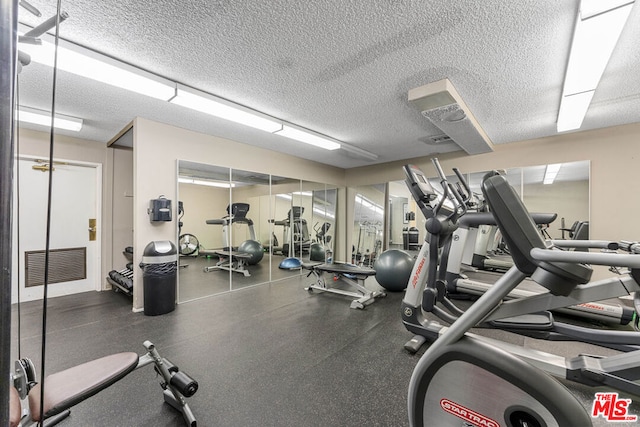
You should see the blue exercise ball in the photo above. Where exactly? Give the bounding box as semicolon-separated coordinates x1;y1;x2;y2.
238;240;264;265
374;249;415;291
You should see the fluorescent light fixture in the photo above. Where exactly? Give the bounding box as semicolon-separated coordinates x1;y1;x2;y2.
18;27;351;150
178;177;235;188
18;35;176;101
543;163;562;185
557;0;635;132
580;0;634;21
276;193;292;200
556;91;595;132
313;207;335;219
170;84;282;133
274;125;341;150
17;106;83;131
292;191;313;197
355;195;383;212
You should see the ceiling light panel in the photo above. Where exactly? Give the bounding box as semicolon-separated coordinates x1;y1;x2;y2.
562;2;635;96
178;177;235;188
274;125;341;150
17;106;83;131
556;91;595;132
170;85;282;133
18;37;176;101
557;0;635;132
543;163;562;185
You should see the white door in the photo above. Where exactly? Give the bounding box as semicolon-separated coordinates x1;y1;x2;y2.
12;157;100;303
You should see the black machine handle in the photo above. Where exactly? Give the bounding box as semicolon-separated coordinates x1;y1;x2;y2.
430;158;467;220
452;167;473;206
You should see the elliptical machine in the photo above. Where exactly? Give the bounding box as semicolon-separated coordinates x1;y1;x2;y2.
403;159;640;426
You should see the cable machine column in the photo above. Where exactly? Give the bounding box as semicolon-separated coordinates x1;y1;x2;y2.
0;1;18;425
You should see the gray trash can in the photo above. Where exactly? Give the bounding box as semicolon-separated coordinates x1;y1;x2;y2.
140;241;177;316
408;227;420;250
402;227;409;250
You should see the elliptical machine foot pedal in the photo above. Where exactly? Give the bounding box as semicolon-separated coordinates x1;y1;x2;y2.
404;335;428;354
489;311;554;330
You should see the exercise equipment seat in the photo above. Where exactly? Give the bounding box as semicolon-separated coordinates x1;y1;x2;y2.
28;352;139;421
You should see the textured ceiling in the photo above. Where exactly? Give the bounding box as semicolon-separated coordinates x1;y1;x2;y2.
16;0;640;169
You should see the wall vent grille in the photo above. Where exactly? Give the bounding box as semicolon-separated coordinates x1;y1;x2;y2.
25;247;87;287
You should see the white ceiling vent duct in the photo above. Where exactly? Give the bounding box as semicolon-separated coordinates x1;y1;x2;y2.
409;79;493;155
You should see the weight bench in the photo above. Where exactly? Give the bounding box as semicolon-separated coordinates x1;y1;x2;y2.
11;341;198;426
302;261;386;309
204;250;252;277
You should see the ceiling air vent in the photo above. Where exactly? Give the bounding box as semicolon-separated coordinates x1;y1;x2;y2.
420;134;453;145
409;79;493;155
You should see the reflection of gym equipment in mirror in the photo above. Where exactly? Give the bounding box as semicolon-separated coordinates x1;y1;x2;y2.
309;222;332;262
313;222;332;247
353;187;385;267
277;207;311;255
353;221;382;267
206;203;256;251
307;186;337;263
177;201;200;268
204;203;264;276
560;219;589;242
175;162;339;300
270;206;310;269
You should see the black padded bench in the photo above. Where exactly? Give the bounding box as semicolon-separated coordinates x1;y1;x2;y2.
204;250;253;276
302;261;385;309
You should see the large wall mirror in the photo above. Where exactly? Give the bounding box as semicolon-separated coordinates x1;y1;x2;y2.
352;184;385;266
270;177;306;281
309;185;337;260
177;161;231;301
453;161;589;239
303;181;337;262
177;161;340;302
388;181;413;250
230;169;271;291
521;161;589;238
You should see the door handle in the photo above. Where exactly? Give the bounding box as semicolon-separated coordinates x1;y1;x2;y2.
88;219;97;241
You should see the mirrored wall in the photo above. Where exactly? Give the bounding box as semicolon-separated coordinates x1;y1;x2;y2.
386;160;590;250
352;184;385;266
177;160;337;303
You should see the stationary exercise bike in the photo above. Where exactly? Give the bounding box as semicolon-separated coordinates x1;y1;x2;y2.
404;159;640;426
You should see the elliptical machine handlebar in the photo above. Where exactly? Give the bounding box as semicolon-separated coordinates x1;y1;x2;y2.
402;158;467;222
430;158;467;221
452;167;471;200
